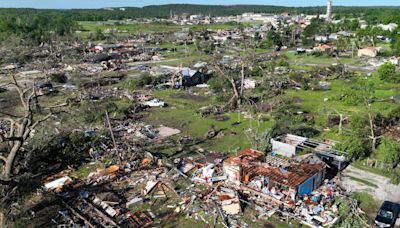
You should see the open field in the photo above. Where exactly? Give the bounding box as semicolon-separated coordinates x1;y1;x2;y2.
79;21;240;34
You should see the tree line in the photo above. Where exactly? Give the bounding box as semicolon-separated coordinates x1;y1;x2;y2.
0;13;78;44
0;5;400;22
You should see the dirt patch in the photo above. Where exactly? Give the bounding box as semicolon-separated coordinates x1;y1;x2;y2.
170;93;208;102
212;115;230;122
291;96;303;103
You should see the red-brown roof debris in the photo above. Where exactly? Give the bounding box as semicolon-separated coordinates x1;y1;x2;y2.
124;211;153;228
224;149;324;189
224;149;265;165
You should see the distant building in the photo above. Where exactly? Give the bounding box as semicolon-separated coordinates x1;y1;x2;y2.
359;20;368;29
315;35;329;43
377;23;398;32
314;44;333;52
358;47;379;58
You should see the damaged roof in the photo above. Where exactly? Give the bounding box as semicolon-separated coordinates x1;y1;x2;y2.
243;163;324;189
195;153;227;165
224;149;265;165
224;149;325;189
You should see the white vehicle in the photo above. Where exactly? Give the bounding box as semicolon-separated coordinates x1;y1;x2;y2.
144;98;165;107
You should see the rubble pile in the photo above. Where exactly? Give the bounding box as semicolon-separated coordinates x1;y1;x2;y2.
38;135;360;228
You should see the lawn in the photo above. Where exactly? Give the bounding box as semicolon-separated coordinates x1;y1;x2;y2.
285;51;362;66
143;89;274;153
284;77;399;116
78;21;239;34
154;53;209;67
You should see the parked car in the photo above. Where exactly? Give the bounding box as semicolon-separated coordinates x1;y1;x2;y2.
143;98;165;107
375;201;399;228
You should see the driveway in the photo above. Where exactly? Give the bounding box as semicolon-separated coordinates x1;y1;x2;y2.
340;165;400;203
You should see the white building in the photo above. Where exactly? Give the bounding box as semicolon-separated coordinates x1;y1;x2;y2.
377;23;398;31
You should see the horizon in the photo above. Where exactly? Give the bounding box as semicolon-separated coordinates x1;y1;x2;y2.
0;1;400;10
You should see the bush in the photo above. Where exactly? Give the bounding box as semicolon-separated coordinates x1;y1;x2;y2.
334;135;371;161
377;62;396;81
135;73;153;87
337;89;364;105
390;168;400;185
120;73;155;90
208;77;230;93
50;73;68;83
375;137;400;165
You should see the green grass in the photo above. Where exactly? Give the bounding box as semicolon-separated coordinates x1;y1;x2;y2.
143;89;274;153
351;192;379;217
284;76;399;116
289;64;313;71
285;52;362;66
352;161;392;178
70;162;102;180
154;53;209;67
255;47;272;54
78;21;239;34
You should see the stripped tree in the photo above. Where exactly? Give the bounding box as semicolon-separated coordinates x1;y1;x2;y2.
0;75;65;182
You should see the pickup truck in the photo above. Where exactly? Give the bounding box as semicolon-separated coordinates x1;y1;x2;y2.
375;201;400;228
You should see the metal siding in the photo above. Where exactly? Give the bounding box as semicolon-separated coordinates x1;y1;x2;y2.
271;139;296;157
298;174;316;197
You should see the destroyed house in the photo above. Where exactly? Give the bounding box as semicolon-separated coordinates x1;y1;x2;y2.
181;68;209;87
244;163;325;197
92;53;121;63
195;153;227;166
223;149;266;182
223;149;326;199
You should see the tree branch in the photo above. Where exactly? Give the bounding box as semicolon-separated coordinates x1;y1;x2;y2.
0;111;19;119
23;113;54;140
0;132;5;142
0;155;6;163
45;102;69;110
12;75;28;110
0;82;13;89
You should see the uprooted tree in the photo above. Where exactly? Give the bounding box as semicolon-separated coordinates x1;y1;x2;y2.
0;75;64;182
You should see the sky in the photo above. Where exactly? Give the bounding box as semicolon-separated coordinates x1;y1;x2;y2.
0;0;399;9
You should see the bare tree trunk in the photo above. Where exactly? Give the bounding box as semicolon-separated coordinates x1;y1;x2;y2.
338;114;343;135
0;75;58;181
367;106;381;151
0;212;5;228
4;141;22;179
239;63;245;108
215;65;240;109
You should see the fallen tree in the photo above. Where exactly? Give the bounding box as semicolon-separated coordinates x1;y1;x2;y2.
0;75;66;182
